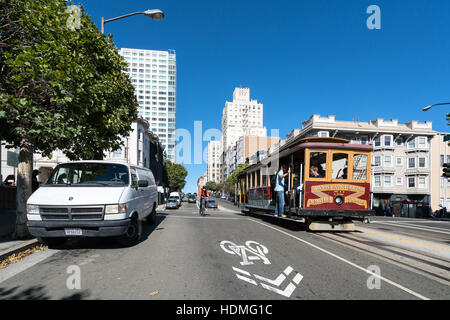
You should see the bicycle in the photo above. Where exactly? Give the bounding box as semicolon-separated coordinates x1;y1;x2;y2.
199;197;206;216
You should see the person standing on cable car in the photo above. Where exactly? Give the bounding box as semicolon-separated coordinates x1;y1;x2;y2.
274;164;290;217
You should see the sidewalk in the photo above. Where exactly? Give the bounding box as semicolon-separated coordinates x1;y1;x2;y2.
0;238;39;262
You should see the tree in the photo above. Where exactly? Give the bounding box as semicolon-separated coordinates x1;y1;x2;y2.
215;183;223;193
0;0;138;238
224;163;250;195
205;181;217;191
163;160;188;192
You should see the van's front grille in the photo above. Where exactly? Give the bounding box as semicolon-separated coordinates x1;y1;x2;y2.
39;206;104;221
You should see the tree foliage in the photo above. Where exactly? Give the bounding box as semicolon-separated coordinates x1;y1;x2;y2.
0;0;138;237
164;160;188;192
0;0;138;158
205;181;217;191
223;163;250;195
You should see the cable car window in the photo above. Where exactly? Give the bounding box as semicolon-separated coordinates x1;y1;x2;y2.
309;152;327;178
353;154;368;180
256;169;261;187
332;153;348;179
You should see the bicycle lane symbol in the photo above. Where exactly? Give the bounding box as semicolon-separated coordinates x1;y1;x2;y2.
220;240;303;298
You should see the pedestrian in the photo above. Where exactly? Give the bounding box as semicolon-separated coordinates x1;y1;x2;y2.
309;165;323;178
32;169;40;193
274;164;290;217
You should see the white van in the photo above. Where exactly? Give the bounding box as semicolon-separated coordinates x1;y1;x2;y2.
169;192;181;206
26;161;158;247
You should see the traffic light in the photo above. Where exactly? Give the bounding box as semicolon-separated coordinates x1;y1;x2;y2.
443;163;450;177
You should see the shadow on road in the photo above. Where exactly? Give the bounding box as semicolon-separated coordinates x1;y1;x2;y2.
0;285;91;300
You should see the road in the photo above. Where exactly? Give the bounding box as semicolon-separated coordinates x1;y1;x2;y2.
0;200;449;300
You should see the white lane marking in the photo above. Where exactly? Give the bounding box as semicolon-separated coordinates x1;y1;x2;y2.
232;267;258;285
232;265;303;297
371;221;450;235
254;269;288;286
157;215;241;220
248;219;430;300
0;248;58;283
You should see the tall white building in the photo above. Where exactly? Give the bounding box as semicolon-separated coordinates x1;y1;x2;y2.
119;48;177;162
206;141;221;183
221;88;266;180
222;88;266;152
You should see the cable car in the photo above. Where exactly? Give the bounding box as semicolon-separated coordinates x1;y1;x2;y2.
236;137;374;231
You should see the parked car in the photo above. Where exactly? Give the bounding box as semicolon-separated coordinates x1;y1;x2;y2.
169;192;181;206
168;196;180;207
166;198;179;209
188;196;196;203
220;195;226;199
206;199;218;209
26;161;158;247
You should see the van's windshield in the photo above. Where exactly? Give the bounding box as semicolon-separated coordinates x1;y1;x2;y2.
46;163;129;187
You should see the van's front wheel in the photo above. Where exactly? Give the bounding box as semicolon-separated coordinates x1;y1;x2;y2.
116;216;142;247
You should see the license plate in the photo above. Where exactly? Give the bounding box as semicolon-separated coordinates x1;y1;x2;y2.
65;228;82;236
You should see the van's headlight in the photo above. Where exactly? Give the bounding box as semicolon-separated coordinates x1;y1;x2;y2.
105;204;127;214
26;205;39;215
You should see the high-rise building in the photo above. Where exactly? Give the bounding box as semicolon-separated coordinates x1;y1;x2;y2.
206;140;221;183
221;88;266;181
222;88;266;152
119;48;177;162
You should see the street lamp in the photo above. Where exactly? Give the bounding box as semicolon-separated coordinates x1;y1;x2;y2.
101;9;164;34
422;102;450;112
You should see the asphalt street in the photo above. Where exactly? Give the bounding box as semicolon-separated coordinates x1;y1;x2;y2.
0;200;448;300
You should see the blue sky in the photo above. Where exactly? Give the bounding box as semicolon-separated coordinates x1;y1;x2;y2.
79;0;450;193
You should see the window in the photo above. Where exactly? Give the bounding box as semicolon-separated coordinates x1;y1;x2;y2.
418;176;426;188
353;154;368;180
374;136;381;147
384;175;392;187
441;155;445;167
418;137;427;149
407;138;416;149
408;177;415;188
396;177;403;185
374;156;381;167
309;152;327;179
408;158;415;168
360;136;368;145
383;135;392;147
374;175;381;187
418;157;426;168
384;156;392;167
396;157;403;166
395;137;403;146
332;153;349;179
318;131;329;137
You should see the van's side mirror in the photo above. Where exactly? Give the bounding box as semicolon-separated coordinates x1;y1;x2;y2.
138;180;149;187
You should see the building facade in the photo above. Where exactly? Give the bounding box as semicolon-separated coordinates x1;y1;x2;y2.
206;141;221;183
221;88;267;181
1;118;165;188
430;132;450;212
290;115;436;217
119;48;177;162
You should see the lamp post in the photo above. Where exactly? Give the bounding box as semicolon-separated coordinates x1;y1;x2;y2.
422;102;450;112
101;9;164;34
423;102;450;213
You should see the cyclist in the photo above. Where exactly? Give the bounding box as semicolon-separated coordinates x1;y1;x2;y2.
199;186;209;215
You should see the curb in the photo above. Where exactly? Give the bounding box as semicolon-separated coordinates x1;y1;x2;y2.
0;239;39;262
